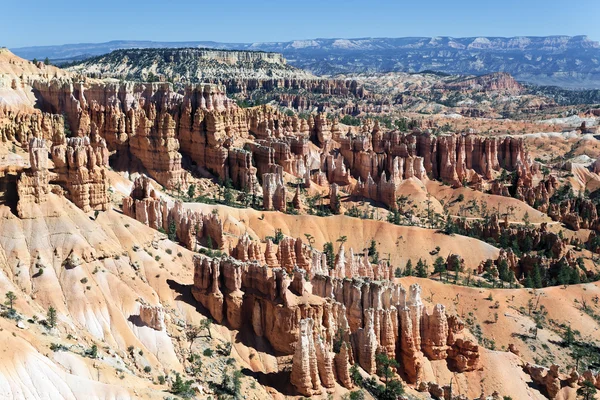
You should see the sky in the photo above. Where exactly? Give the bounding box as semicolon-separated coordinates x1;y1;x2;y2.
3;0;600;48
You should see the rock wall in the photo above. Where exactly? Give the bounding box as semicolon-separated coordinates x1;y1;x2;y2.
25;76;535;209
0;109;63;144
122;175;224;249
342;130;531;189
262;167;286;211
50;135;110;212
15;135;110;217
16;138;51;217
191;254;479;395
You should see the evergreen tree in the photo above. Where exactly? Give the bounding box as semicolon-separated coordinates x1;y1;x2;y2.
433;256;447;281
171;373;194;398
368;240;379;264
404;260;413;277
187;184;195;199
498;259;511;282
577;381;598;400
223;186;234;205
47;306;57;328
4;291;16;312
168;219;177;242
323;242;335;270
564;325;575;346
415;259;428;278
532;265;543;288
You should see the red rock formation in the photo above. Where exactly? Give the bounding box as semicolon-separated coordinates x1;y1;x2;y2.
264;239;279;268
441;72;523;94
290;318;322;396
334;342;353;389
329;183;340;213
262;169;286;211
138;305;165;331
191;252;479;394
314;332;335;389
233;233;265;264
276;237;297;272
51;135;110;212
524;364;562;399
122;176;224;250
422;304;449;360
399;306;423;383
16;134;110;216
447;315;480;373
0;110;63;144
355;309;378;374
16;138;51;218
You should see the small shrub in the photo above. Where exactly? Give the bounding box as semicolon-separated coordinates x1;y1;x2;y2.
50;343;68;352
85;344;98;358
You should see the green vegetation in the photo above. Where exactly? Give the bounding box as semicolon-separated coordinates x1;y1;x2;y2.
265;228;284;245
368;240;379;264
85;344;98;358
47;306;57;328
171;373;195;398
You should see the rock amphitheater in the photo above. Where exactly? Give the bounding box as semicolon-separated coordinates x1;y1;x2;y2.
1;46;600;399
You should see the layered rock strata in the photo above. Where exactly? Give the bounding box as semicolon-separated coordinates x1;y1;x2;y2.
15;135;110;217
191;254;479;395
122;175;224;249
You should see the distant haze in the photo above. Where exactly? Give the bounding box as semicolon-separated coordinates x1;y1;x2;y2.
11;36;600;89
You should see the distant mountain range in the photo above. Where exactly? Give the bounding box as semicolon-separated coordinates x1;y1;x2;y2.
10;36;600;88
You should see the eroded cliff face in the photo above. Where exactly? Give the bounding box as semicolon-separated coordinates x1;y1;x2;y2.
343;128;531;189
122;175;224;250
191;253;479;394
15;135;110;218
20;73;538;215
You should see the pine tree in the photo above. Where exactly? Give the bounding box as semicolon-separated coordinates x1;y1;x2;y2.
498;259;511;282
564;325;575;346
47;306;57;328
577;381;598;400
416;259;428;278
171;373;194;397
368;240;379;264
532;265;543;288
168;219;177;242
187;184;195;199
323;242;335;269
5;291;16;312
404;260;413;276
433;256;446;275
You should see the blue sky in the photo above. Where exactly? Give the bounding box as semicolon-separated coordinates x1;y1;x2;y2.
4;0;600;48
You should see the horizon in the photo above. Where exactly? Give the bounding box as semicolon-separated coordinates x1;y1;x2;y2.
3;0;599;48
8;33;599;50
